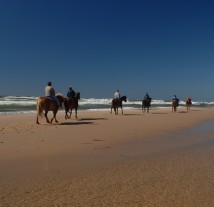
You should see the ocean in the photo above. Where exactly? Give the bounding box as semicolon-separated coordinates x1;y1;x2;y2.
0;96;214;115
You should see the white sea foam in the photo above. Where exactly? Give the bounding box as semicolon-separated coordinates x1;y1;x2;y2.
0;96;214;115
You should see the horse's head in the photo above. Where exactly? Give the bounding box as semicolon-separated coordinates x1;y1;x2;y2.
120;96;127;102
56;93;65;103
76;92;80;100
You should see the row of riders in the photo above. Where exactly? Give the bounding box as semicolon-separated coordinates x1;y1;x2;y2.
36;82;192;124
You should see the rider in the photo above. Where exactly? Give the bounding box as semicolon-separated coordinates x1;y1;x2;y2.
172;94;179;106
45;81;61;107
144;92;151;101
186;96;191;102
67;86;76;99
114;89;120;99
144;92;151;106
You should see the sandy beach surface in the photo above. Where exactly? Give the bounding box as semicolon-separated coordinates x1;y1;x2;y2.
1;107;214;207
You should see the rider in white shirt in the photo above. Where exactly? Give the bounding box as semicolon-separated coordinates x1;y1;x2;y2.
114;90;120;99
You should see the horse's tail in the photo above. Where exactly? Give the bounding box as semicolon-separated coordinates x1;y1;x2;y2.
37;99;43;117
64;98;68;110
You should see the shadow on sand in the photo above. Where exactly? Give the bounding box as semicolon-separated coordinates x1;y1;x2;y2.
59;121;94;125
123;113;143;116
79;118;107;121
151;112;169;115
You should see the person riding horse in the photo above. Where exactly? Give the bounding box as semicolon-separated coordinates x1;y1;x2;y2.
186;96;192;111
67;86;76;99
111;90;126;114
114;89;120;100
172;94;179;106
144;92;151;106
66;86;79;107
142;92;152;112
45;81;61;108
172;94;180;113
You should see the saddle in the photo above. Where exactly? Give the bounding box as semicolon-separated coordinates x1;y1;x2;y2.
40;96;59;107
40;96;54;100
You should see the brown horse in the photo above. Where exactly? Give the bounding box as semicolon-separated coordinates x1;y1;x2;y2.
186;99;192;111
110;96;127;115
36;94;64;124
172;100;179;113
142;98;152;113
64;92;80;119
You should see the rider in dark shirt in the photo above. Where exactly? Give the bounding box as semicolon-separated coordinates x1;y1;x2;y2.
144;92;150;101
144;92;151;106
67;86;76;99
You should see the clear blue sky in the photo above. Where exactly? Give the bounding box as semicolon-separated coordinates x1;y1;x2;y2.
0;0;213;100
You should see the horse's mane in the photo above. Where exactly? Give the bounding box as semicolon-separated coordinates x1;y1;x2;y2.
56;93;64;98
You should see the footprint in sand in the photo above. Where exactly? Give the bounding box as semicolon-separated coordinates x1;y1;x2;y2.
93;139;103;142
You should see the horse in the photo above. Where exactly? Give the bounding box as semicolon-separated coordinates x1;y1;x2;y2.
64;92;80;119
36;94;64;124
142;98;152;113
186;99;192;111
172;100;179;113
110;96;127;115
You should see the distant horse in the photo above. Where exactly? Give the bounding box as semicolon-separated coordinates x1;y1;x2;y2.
110;96;127;115
64;92;80;119
142;98;152;113
172;100;179;113
186;99;192;111
36;94;64;124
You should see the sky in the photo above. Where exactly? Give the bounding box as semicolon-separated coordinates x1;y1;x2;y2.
0;0;214;101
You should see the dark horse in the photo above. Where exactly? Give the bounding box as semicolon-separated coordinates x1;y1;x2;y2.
142;98;152;113
172;100;179;113
186;99;192;111
36;94;64;124
110;96;127;115
64;92;80;119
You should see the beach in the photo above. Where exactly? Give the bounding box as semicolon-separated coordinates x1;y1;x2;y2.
1;107;214;206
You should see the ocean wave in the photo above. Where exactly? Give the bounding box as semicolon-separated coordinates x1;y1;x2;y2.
0;96;214;115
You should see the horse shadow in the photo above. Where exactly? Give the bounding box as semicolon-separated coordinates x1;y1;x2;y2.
59;121;94;125
151;112;169;115
79;118;108;121
178;111;188;113
123;114;143;116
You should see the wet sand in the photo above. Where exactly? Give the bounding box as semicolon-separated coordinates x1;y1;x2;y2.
0;107;214;206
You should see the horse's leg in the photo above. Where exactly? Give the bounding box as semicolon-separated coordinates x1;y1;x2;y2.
114;107;117;115
121;107;123;114
36;115;40;124
51;110;58;123
65;109;68;120
75;108;78;119
44;110;50;123
70;109;72;118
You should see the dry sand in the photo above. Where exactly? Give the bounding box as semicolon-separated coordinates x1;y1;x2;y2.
0;107;214;206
